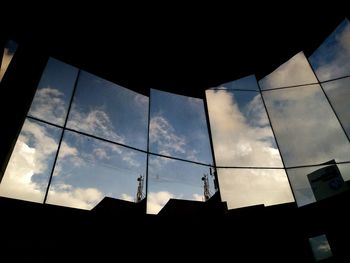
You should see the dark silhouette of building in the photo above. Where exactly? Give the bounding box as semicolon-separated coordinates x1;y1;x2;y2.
1;9;350;262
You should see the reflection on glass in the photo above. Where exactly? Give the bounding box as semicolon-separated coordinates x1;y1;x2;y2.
309;18;350;81
259;52;317;90
147;155;216;214
287;163;349;207
262;84;350;167
149;89;213;163
309;234;333;261
0;118;61;203
217;168;293;209
46;131;147;210
67;71;149;150
210;75;259;91
321;77;350;138
0;39;17;82
206;76;283;167
28;58;79;126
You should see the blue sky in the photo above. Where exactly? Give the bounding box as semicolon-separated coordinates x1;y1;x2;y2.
149;88;213;164
147;89;215;213
28;57;78;125
308;18;350;139
46;130;147;209
309;18;350;81
1;59;216;212
67;71;149;150
215;75;259;91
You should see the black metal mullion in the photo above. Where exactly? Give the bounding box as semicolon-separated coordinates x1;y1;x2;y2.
257;80;297;203
203;90;222;200
305;57;350;143
145;91;151;208
43;69;81;204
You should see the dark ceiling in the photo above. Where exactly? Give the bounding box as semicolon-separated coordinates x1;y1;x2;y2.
3;8;349;97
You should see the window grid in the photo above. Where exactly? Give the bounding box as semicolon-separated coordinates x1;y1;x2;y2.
2;35;350;210
18;64;350;208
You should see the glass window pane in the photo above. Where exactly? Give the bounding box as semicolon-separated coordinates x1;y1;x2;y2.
287;163;349;207
206;76;283;167
67;71;149;150
210;75;259;91
28;58;79;126
309;19;350;81
309;234;333;261
0;39;17;82
321;77;350;138
147;155;216;214
149;89;213;164
259;52;317;90
46;131;147;210
262;84;350;167
217;168;293;209
0;118;61;203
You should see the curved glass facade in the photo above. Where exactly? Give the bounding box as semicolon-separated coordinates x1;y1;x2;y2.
1;19;349;213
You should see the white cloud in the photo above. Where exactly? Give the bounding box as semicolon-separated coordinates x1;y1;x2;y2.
122;151;140;167
263;83;350;167
59;141;78;158
0;48;14;81
0;119;105;210
259;52;318;89
147;191;174;214
46;184;103;210
245;94;269;126
314;21;350;81
68;108;125;144
20;120;59;173
93;147;110;160
205;88;295;208
259;52;350;165
134;93;149;109
258;51;350;206
121;193;134;202
206;90;283;167
68;107;141;168
150;116;186;156
192;193;203;201
149;115;203;164
218;169;294;209
0;140;44;202
28;87;66;124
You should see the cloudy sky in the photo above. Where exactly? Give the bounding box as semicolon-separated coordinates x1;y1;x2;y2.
67;71;149;150
309;18;350;138
147;89;215;214
1;59;215;213
1;59;150;209
260;53;350;206
258;20;350;207
309;18;350;82
206;75;293;209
